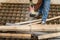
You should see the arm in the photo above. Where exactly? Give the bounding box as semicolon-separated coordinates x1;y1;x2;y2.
34;0;42;11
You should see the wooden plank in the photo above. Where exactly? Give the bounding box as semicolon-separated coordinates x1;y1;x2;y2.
0;33;31;39
47;16;60;21
0;24;60;32
38;32;60;39
13;16;60;25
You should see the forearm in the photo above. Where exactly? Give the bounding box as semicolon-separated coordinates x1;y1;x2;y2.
34;0;42;11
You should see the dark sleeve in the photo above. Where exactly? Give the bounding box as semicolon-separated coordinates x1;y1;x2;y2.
34;0;42;11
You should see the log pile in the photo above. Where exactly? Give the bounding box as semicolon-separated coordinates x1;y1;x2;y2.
0;3;60;40
0;3;60;25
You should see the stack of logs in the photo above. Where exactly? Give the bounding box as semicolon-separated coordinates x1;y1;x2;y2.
0;3;60;25
0;3;29;25
0;3;60;40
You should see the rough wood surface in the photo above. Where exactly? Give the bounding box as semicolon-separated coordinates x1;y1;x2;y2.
38;32;60;39
0;33;31;39
0;24;60;32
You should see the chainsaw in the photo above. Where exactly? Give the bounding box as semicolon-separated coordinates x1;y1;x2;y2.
29;0;38;17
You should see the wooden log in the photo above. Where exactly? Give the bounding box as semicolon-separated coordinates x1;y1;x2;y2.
0;24;60;32
14;19;41;25
0;33;31;39
38;32;60;39
47;16;60;21
13;16;60;25
31;24;60;32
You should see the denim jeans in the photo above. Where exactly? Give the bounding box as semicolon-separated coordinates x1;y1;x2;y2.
38;0;50;23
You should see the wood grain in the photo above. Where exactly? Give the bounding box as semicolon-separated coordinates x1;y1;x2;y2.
0;33;31;39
